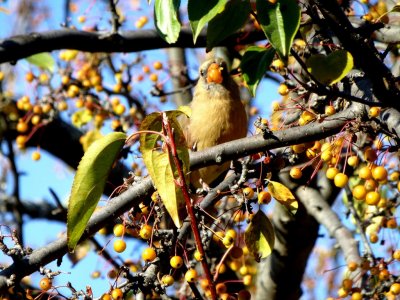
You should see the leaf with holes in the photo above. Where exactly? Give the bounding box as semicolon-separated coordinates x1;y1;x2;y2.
244;210;275;262
139;109;190;227
67;132;127;251
256;0;300;58
267;180;298;215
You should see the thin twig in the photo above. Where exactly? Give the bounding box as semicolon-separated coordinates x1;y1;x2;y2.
108;0;121;33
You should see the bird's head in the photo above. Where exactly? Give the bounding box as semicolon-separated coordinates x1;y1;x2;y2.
197;58;238;96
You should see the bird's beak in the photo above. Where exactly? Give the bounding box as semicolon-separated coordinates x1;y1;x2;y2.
206;63;224;84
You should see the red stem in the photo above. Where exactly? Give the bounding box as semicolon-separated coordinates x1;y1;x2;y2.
161;113;217;300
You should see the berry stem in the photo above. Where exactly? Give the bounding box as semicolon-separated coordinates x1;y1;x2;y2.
161;113;217;300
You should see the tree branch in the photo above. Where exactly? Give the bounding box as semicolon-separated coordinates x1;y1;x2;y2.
0;28;265;65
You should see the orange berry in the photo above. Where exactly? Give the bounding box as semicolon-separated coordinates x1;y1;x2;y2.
139;224;152;240
207;66;223;84
369;106;380;118
290;167;302;179
325;105;336;116
334;173;348;188
258;190;272;205
352;185;366;201
364;179;377;191
238;290;251;300
387;218;397;229
365;191;380;206
142;247;157;262
243;187;255;199
216;283;227;294
390;283;400;295
39;277;52;291
153;61;163;70
369;232;379;243
372;166;387;181
170;255;183;269
57;101;68;111
31;151;41;161
342;278;353;291
359;166;372;180
111;288;123;300
378;269;390;281
25;71;35;82
113;239;126;253
185;268;198;282
347;261;358;272
292;143;306;153
230;246;244;259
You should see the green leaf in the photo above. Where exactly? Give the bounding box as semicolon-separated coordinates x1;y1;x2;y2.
139;110;190;227
25;52;55;72
306;50;354;85
188;0;227;44
206;0;251;50
267;180;298;215
154;0;181;44
67;132;126;251
240;46;275;96
256;0;300;58
244;210;275;262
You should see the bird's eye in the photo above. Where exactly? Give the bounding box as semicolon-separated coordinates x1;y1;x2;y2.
200;69;205;77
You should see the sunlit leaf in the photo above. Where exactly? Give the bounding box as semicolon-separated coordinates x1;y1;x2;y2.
188;0;227;44
206;0;251;50
67;132;126;251
256;0;300;58
25;52;55;72
267;180;298;215
139;110;190;228
240;46;275;96
154;0;181;44
244;210;275;261
306;50;354;85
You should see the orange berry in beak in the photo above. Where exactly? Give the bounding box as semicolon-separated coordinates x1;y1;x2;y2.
206;63;223;84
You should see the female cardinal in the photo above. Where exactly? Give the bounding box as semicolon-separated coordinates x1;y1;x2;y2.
184;57;248;188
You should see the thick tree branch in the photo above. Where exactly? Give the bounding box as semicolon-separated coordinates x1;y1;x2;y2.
0;28;265;65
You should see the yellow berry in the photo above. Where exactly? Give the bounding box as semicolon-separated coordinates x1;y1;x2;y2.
243;187;255;199
347;156;359;167
194;249;203;261
31;151;41;161
185;268;198;282
142;247;157;262
365;191;380;206
113;239;126;253
139;224;152;240
170;255;183;269
278;83;289;96
153;61;163;70
161;274;174;286
369;106;380;118
290;167;302;179
372;166;387;181
326;167;339;180
113;224;125;237
334;173;348;188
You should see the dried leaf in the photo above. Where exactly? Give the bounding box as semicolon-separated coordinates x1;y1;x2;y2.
267;180;298;215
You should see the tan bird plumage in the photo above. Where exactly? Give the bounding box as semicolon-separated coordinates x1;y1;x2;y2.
184;57;248;188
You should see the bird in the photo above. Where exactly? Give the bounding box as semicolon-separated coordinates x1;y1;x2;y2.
183;57;248;188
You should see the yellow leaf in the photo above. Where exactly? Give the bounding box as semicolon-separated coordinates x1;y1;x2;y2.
267;180;298;215
80;129;103;152
244;210;275;262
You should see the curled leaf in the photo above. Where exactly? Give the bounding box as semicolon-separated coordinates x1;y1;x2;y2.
67;132;127;252
267;180;298;215
244;210;275;261
26;52;55;72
